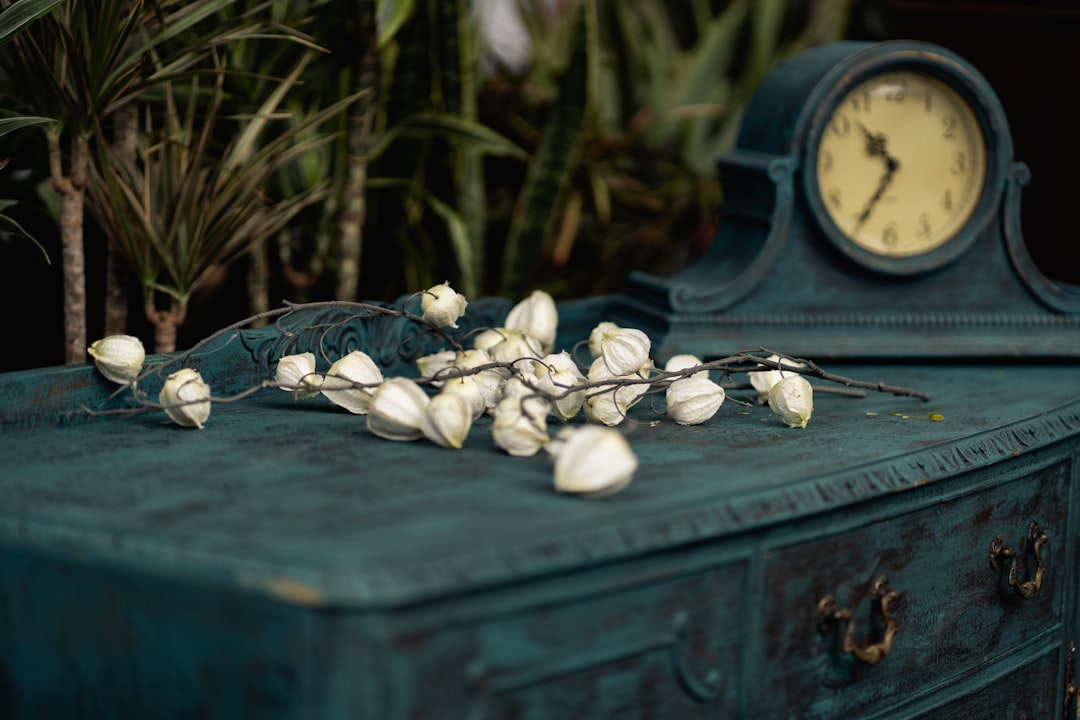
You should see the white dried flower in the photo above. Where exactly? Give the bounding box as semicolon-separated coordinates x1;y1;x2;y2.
748;354;805;401
158;368;212;429
87;334;145;385
367;377;431;441
598;326;652;376
275;352;324;399
664;353;708;380
588;321;620;359
582;356;650;426
665;377;725;426
452;348;505;409
499;375;541;404
768;374;814;429
492;396;549;457
534;351;586;421
539;350;580;376
471;327;506;353
547;425;637;497
320;351;383;414
582;393;622;426
505;289;558;353
439;375;487;421
453;347;496;371
487;329;544;374
421;282;468;329
416;350;457;386
421;392;474;449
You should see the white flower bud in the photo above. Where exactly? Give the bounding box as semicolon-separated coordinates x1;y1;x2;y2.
471;327;506;352
539;350;579;375
421;392;474;449
416;350;457;386
664;353;708;380
547;425;637;497
665;377;725;425
487;329;544;374
321;351;384;414
158;368;211;429
768;374;814;429
87;334;145;385
452;348;505;409
439;375;487;421
499;375;541;404
748;354;805;401
534;352;586;421
598;326;651;376
588;321;620;359
367;377;431;441
275;352;324;399
421;282;468;329
453;347;495;370
505;289;558;353
582;357;650;426
582;392;624;426
492;396;549;457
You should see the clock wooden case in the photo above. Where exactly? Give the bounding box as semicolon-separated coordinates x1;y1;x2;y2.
621;40;1080;359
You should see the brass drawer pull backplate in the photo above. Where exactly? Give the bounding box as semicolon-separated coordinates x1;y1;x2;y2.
817;575;900;666
988;521;1049;599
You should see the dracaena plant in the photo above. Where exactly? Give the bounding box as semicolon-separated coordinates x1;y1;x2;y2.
220;0;380;314
0;0;64;263
86;48;365;353
0;0;318;363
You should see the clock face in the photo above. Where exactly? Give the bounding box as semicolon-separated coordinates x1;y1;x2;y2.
813;70;987;259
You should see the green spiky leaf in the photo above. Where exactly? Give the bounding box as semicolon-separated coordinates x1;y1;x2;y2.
376;0;416;47
0;0;63;47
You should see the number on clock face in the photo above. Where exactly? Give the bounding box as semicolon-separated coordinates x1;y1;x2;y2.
815;71;987;257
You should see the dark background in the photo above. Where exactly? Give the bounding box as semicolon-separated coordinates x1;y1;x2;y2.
875;0;1080;285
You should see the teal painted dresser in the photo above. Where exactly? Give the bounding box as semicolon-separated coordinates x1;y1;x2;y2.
1;298;1079;719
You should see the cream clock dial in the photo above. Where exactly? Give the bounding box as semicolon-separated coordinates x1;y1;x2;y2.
814;71;987;259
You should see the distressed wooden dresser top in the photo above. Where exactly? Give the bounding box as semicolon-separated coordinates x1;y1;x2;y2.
3;334;1078;610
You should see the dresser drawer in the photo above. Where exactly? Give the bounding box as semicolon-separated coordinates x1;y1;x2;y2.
758;457;1071;719
376;556;748;719
908;646;1062;720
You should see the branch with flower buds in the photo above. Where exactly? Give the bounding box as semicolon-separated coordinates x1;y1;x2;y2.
83;283;932;498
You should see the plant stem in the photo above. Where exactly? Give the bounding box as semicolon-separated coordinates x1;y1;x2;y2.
49;129;89;364
248;238;270;326
104;101;139;336
146;296;188;354
336;25;378;302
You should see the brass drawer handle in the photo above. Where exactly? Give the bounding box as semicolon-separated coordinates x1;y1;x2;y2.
817;575;900;666
988;521;1049;599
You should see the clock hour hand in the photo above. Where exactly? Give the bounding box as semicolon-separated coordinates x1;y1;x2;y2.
857;121;888;159
857;121;901;165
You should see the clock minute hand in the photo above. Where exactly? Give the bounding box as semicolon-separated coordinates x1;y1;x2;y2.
856;154;900;227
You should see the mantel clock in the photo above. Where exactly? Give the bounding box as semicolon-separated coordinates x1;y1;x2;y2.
622;40;1080;359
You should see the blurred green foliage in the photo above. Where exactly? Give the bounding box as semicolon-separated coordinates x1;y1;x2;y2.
0;0;856;363
368;0;855;300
